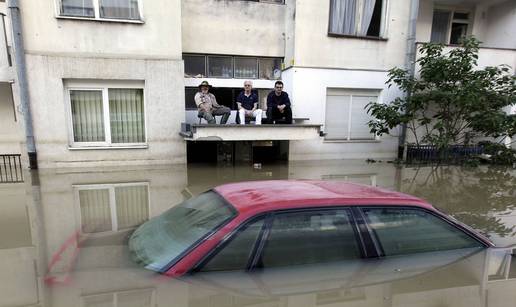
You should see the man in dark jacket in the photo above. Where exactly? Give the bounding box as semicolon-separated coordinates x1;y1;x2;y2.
266;81;292;124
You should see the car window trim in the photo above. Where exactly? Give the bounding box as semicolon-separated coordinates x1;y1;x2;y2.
189;213;269;274
350;207;382;258
251;207;368;270
159;189;239;273
357;205;491;257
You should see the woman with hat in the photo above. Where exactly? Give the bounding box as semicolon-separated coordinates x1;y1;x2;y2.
194;81;231;124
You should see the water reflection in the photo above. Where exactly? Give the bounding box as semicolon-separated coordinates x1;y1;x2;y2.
0;161;515;307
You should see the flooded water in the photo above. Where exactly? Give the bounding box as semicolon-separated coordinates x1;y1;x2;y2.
1;160;515;307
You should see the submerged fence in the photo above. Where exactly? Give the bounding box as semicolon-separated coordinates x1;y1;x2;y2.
406;145;484;164
0;154;24;183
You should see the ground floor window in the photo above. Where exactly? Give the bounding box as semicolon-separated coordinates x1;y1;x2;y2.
75;183;149;234
82;288;155;307
66;81;146;147
325;89;379;141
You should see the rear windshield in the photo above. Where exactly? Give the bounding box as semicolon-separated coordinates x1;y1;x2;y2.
129;191;236;272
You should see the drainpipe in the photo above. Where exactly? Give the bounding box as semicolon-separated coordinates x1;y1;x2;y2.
399;0;420;160
8;0;37;169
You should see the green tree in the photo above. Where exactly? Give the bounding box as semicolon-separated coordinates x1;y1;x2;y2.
367;37;516;150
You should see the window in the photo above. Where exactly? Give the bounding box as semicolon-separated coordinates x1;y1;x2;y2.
235;0;284;3
59;0;142;21
82;289;155;307
325;90;378;141
328;0;387;38
208;56;234;78
200;218;265;272
430;10;470;45
183;54;283;80
76;183;149;234
234;57;258;79
361;208;484;256
67;83;146;147
259;209;360;268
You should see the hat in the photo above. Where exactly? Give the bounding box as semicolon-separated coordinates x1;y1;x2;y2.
198;81;212;88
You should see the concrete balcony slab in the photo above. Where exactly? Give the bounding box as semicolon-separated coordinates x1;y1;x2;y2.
180;124;322;141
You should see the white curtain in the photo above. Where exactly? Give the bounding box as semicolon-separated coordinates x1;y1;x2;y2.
79;189;112;233
359;0;376;36
115;186;149;230
430;11;451;44
350;96;376;140
61;0;94;17
109;89;145;143
329;0;357;35
70;90;105;142
100;0;140;20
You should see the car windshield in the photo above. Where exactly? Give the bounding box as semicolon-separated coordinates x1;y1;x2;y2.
129;191;236;272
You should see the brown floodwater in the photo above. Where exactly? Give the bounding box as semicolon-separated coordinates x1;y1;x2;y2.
1;160;515;307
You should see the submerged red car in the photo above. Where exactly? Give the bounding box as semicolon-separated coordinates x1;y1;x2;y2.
129;180;492;277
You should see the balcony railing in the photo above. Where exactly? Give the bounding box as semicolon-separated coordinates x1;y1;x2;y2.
0;154;24;183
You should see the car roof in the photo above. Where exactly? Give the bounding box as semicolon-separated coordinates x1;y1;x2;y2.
214;180;434;215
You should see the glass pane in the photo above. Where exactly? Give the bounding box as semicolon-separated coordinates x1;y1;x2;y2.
201;218;264;272
234;58;258;79
261;210;360;268
129;191;237;272
328;0;357;35
79;189;112;233
82;293;113;307
259;58;281;80
70;90;105;142
430;10;451;44
117;289;153;307
184;55;206;78
362;208;483;256
115;185;149;230
350;96;376;140
450;23;468;45
325;94;350;140
109;88;145;143
99;0;141;20
208;56;233;78
185;88;199;109
61;0;94;17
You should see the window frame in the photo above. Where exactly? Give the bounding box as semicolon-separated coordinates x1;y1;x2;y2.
324;89;381;142
55;0;145;23
73;182;150;236
191;206;373;274
431;8;471;45
327;0;390;39
356;206;490;257
65;81;147;149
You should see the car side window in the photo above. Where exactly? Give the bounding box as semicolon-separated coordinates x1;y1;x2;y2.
259;209;360;268
361;208;484;256
199;218;265;272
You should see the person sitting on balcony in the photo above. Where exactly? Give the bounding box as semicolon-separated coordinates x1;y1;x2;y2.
266;81;292;124
236;81;262;125
194;81;231;124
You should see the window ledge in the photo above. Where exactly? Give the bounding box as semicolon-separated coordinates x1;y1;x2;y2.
56;15;145;24
68;145;148;150
323;139;381;144
328;33;388;41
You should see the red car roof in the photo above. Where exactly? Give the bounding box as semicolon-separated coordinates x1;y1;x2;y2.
214;180;434;215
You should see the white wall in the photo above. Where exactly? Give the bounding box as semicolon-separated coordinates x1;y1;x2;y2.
484;0;516;49
182;0;287;57
292;0;410;70
283;67;401;160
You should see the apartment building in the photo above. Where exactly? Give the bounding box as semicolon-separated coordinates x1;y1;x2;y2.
0;0;514;168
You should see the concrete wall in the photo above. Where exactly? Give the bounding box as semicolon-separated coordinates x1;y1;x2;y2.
292;0;409;70
18;0;182;59
26;55;186;168
284;67;401;161
484;0;516;49
182;0;287;57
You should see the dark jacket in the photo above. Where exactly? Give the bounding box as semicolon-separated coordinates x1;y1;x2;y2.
267;91;291;109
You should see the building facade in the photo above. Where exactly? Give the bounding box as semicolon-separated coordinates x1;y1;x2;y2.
0;0;514;168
